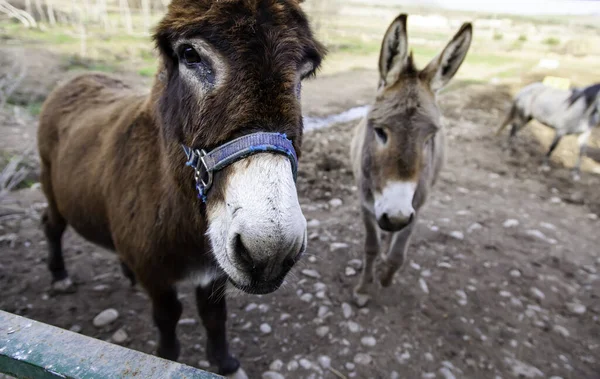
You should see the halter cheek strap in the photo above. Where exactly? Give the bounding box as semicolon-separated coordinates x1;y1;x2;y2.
182;132;298;202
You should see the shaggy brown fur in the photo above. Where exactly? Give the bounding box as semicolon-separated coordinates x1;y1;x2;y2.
37;0;325;375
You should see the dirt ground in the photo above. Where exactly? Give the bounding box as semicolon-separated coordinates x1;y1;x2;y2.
1;62;600;379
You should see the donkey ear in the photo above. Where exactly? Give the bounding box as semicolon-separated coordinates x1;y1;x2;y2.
379;14;409;86
421;23;472;92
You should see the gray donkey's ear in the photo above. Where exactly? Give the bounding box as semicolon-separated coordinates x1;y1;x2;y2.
378;14;409;87
421;22;473;92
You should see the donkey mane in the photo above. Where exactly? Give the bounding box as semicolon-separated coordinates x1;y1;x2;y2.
568;83;600;107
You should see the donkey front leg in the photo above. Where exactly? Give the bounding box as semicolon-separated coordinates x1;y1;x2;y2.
573;129;591;180
542;132;563;170
378;221;415;288
147;285;183;361
353;210;380;307
196;277;245;378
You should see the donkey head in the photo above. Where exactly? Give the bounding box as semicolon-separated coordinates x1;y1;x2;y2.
153;0;325;294
364;14;471;231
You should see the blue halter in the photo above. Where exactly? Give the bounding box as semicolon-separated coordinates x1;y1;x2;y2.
182;132;298;202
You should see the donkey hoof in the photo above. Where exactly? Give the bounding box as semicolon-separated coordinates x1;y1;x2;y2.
225;367;248;379
51;277;76;294
352;290;371;308
157;341;180;361
379;275;394;288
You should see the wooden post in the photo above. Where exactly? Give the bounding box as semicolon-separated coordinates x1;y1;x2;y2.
0;310;222;379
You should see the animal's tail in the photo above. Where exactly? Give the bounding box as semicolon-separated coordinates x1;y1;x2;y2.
496;102;517;136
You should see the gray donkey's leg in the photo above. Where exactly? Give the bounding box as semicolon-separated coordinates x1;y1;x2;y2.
378;221;415;288
542;132;564;169
573;129;591;180
353;210;380;307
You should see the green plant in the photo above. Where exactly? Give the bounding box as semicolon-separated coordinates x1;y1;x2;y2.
518;34;527;42
493;32;503;41
543;37;560;46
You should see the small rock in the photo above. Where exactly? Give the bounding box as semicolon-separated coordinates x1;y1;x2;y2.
550;196;562;204
300;293;313;302
299;358;312;369
308;256;317;263
361;336;376;347
410;261;421;270
526;230;557;244
318;306;330;318
307;219;321;228
245;303;258;312
93;284;109;291
566;302;586;315
178;318;197;326
318;355;331;368
540;222;556;230
467;223;483;233
439;367;456;379
258;304;270;313
260;323;272;334
316;326;329;338
419;278;430;294
347;259;362;269
345;267;357;276
198;360;210;368
424;352;434;361
396;351;410;364
499;290;512;298
345;362;355;370
530;287;545;301
111;328;128;344
553;325;570;337
269;359;284;371
510;297;523;308
587;213;598;220
93;309;119;328
449;231;464;240
390;371;399;379
301;269;320;279
315;291;326;299
422;374;436;379
69;324;82;333
329;198;343;207
347;321;360;333
503;219;519;228
330;242;349;251
287;360;299;371
280;313;291;321
510;269;521;278
262;372;284;379
421;269;431;277
314;282;327;291
342;303;353;319
353;353;372;365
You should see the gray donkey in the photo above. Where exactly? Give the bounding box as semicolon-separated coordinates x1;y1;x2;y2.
350;14;472;307
496;82;600;179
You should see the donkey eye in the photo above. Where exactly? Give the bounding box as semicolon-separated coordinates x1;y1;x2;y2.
374;127;388;143
179;45;202;66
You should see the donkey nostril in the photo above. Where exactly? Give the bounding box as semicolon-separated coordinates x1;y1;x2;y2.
234;234;254;269
381;213;390;225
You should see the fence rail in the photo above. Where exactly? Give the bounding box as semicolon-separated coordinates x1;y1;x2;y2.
0;310;222;379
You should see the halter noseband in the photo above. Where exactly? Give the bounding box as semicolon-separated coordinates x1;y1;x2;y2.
182;132;298;202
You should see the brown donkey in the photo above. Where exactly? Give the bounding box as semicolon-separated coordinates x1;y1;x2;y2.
350;14;472;307
37;0;325;376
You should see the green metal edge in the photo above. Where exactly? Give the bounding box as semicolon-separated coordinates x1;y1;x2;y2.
0;310;223;379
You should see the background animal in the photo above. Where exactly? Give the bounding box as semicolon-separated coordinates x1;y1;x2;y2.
496;82;600;179
350;13;472;306
36;0;325;377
